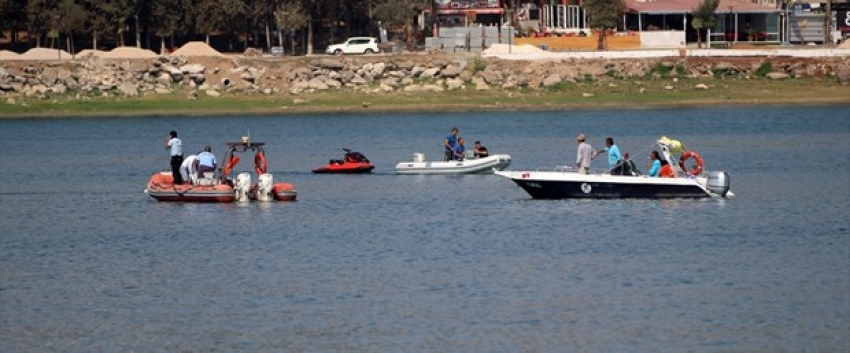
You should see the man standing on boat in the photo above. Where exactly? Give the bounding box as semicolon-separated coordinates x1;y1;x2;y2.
597;137;623;175
165;130;183;184
575;133;596;175
444;127;460;161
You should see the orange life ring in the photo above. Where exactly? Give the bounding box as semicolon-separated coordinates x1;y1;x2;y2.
222;155;240;176
678;150;704;176
254;152;268;175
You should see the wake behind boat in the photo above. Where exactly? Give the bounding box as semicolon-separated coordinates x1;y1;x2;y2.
145;139;297;202
497;137;732;199
395;152;511;175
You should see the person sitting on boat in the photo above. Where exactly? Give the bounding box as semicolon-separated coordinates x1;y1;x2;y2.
473;141;489;158
344;149;369;163
454;138;466;161
196;145;217;178
621;153;640;176
444;127;459;161
659;159;677;178
179;154;198;184
647;150;662;177
597;137;623;175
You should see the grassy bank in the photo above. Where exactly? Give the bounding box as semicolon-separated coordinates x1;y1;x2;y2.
1;78;848;118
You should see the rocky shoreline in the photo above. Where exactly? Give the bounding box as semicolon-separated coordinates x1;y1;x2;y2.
1;51;849;103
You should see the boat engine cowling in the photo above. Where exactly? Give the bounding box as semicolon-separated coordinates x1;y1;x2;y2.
707;171;730;197
234;172;252;202
256;174;274;202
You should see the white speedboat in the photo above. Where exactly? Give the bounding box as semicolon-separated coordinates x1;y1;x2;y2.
395;153;512;175
496;137;733;199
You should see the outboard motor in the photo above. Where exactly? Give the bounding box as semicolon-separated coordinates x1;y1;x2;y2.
707;171;731;197
234;172;252;202
255;174;274;202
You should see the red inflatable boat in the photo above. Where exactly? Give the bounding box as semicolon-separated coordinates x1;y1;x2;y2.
146;139;297;202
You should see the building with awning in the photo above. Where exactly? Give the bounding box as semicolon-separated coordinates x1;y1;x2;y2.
432;0;506;27
623;0;782;44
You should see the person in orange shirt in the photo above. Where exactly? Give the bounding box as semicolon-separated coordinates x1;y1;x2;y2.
659;159;677;178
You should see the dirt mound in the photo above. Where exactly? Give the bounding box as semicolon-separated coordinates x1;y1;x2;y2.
101;46;159;59
0;49;21;60
77;49;107;58
171;41;226;57
19;47;74;60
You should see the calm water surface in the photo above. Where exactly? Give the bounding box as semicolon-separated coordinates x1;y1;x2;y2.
1;106;849;352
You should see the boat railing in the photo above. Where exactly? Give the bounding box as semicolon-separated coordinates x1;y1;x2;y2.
542;165;578;172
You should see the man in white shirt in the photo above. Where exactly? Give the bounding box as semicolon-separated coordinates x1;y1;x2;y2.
179;154;198;184
165;131;183;184
574;133;596;175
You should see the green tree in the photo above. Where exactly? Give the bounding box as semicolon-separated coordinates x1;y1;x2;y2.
85;0;120;50
195;0;247;45
0;0;10;39
246;0;279;51
26;0;56;47
373;0;428;50
583;0;625;50
151;0;189;53
275;0;308;55
50;0;87;53
691;0;719;48
113;0;145;47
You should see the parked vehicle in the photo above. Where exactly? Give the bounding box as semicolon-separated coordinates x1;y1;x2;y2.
325;37;380;55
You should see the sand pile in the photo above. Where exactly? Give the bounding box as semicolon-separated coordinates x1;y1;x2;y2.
170;41;225;57
481;43;547;55
77;49;107;58
100;46;159;59
839;40;850;49
19;47;74;60
0;49;21;60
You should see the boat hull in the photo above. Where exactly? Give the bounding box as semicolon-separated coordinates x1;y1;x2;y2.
395;154;511;175
497;170;717;199
312;162;375;174
146;172;297;202
146;173;237;202
273;183;298;201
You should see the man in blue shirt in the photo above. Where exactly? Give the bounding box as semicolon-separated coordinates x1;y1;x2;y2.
597;137;623;175
196;145;217;178
444;127;459;161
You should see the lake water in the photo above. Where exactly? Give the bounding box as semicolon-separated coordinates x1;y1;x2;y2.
1;106;849;352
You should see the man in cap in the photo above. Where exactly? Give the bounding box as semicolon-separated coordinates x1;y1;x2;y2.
574;133;596;175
